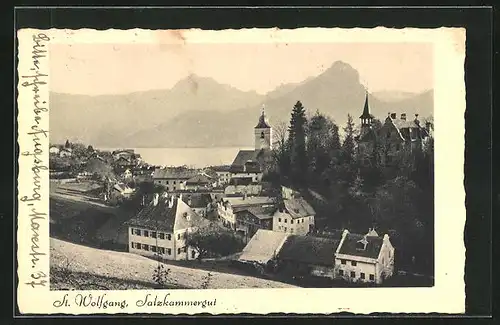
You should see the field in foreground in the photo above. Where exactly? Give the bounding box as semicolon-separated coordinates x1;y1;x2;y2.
50;238;297;290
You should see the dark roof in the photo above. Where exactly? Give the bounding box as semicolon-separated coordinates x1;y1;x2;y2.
359;94;374;119
229;177;253;186
255;111;271;129
186;174;212;185
338;233;383;259
311;230;344;240
283;198;316;219
125;196;209;232
183;193;213;209
210;165;232;172
230;149;272;173
278;235;340;266
240;205;276;220
152;167;198;180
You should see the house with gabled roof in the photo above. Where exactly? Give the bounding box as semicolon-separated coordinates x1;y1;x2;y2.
152;167;198;192
125;193;210;261
334;228;395;284
276;234;341;279
238;229;289;270
272;197;316;236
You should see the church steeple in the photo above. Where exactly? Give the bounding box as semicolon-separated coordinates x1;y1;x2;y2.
359;91;374;127
254;104;272;150
255;104;271;129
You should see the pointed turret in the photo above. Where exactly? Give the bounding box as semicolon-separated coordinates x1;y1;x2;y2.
359;92;374;122
255;104;271;129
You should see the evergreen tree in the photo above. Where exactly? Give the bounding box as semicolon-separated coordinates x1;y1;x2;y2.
288;101;308;185
338;114;357;186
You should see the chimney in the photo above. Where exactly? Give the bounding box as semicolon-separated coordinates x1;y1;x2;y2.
390;113;397;119
168;195;175;208
153;193;159;206
401;113;406;121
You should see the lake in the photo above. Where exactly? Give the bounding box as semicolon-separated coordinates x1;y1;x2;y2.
96;147;253;168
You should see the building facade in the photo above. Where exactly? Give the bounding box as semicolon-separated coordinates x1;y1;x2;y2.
127;193;210;261
152;168;198;192
334;229;395;284
272;197;316;236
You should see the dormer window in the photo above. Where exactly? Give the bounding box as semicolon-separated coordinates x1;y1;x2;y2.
356;237;368;250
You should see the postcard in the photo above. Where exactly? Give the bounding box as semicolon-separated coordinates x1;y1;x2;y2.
17;27;466;314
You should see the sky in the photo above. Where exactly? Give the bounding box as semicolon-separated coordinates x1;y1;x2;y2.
49;42;433;95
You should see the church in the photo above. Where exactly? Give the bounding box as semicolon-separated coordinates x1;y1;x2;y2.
229;106;274;185
356;93;433;167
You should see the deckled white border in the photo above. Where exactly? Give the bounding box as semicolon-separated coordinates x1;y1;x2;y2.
16;27;466;314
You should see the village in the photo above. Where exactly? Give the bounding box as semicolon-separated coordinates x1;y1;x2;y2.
49;96;434;288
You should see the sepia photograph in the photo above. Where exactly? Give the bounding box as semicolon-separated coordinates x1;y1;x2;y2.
16;26;466;314
47;36;434;291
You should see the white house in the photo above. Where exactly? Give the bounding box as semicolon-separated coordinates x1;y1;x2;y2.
216;199;236;229
126;193;210;261
334;229;395;284
272;197;316;236
122;168;133;180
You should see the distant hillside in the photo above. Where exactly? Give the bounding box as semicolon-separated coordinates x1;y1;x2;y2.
50;238;297;290
124;61;434;147
50;74;265;145
50;61;433;147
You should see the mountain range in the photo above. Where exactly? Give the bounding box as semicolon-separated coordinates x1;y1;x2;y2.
50;61;433;148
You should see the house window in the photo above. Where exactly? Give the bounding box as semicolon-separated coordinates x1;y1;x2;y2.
341;260;346;265
177;248;181;254
173;186;176;190
134;229;141;236
167;248;172;255
151;246;157;253
151;231;157;238
338;270;344;276
130;228;134;234
166;180;169;184
261;131;265;139
159;232;165;239
173;181;176;184
291;228;294;233
144;230;149;237
291;219;294;224
158;247;165;254
369;274;375;281
167;234;172;240
350;271;355;278
142;244;149;251
278;218;281;222
284;227;287;232
177;233;181;240
183;247;187;253
284;219;287;223
351;261;357;266
360;273;365;279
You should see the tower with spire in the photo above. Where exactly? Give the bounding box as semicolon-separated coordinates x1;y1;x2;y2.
254;104;273;150
359;92;374;138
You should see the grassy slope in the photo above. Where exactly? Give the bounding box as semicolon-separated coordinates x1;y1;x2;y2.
50;238;297;290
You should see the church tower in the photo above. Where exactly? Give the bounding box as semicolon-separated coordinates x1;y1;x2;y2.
359;92;374;138
254;105;272;150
